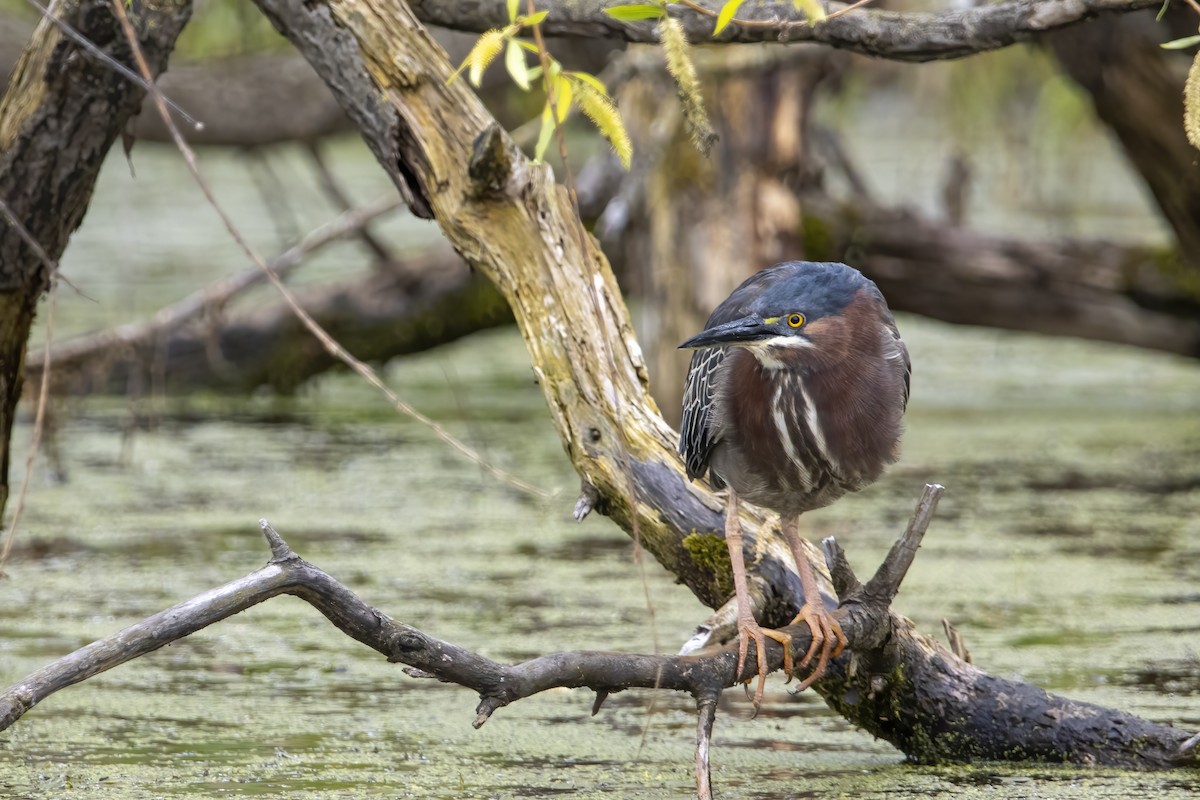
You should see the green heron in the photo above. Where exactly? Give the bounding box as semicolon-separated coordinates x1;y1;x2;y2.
679;261;910;705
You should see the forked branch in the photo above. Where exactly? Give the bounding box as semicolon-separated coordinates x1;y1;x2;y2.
0;488;936;736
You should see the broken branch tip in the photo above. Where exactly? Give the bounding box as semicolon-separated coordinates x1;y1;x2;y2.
259;519;295;562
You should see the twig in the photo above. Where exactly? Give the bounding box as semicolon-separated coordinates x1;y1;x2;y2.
825;0;876;22
107;0;549;500
694;691;718;800
861;483;943;604
306;142;395;264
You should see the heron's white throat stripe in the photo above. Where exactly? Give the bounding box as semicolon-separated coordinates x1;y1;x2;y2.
799;383;834;472
747;335;813;370
773;380;814;491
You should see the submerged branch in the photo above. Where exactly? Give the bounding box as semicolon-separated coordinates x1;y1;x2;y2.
26;196;402;391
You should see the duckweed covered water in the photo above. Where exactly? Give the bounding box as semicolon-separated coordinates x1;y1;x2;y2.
1;316;1198;799
1;131;1199;797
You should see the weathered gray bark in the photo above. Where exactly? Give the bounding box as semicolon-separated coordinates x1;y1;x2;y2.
0;0;191;523
409;0;1160;60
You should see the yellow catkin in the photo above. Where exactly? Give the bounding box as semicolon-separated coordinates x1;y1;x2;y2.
659;16;717;155
572;79;633;168
467;29;506;87
1186;51;1200;152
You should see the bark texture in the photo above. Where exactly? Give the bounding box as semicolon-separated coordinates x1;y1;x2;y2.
247;0;1199;767
0;0;191;523
1047;9;1200;273
408;0;1160;61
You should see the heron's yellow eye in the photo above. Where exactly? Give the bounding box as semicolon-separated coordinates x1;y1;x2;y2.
787;313;805;328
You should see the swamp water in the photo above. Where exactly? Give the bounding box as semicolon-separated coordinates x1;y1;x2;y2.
0;131;1198;797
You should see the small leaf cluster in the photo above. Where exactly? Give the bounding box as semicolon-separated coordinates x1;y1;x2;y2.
603;2;827;155
450;3;632;168
606;0;826;36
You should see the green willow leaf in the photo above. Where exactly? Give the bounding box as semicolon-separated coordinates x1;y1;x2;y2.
553;74;573;123
604;4;665;22
505;38;531;90
1161;34;1200;50
568;70;609;95
714;0;745;35
535;103;556;162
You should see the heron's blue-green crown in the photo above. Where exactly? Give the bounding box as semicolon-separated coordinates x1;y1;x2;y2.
732;261;874;325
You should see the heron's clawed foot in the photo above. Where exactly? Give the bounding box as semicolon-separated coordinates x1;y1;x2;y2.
734;612;793;712
790;602;846;691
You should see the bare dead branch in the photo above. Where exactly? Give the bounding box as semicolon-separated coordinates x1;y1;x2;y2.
1;490;1195;779
861;483;943;605
694;691;718;800
0;511;888;732
408;0;1161;62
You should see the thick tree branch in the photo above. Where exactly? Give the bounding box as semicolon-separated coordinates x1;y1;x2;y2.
408;0;1161;62
40;249;510;395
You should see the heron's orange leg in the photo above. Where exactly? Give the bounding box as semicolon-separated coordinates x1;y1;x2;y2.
724;492;793;710
780;515;846;690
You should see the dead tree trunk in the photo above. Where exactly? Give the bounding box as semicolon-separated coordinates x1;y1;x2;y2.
0;0;191;523
246;0;1198;768
618;47;837;425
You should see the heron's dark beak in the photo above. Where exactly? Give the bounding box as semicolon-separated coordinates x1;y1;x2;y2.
678;316;772;349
